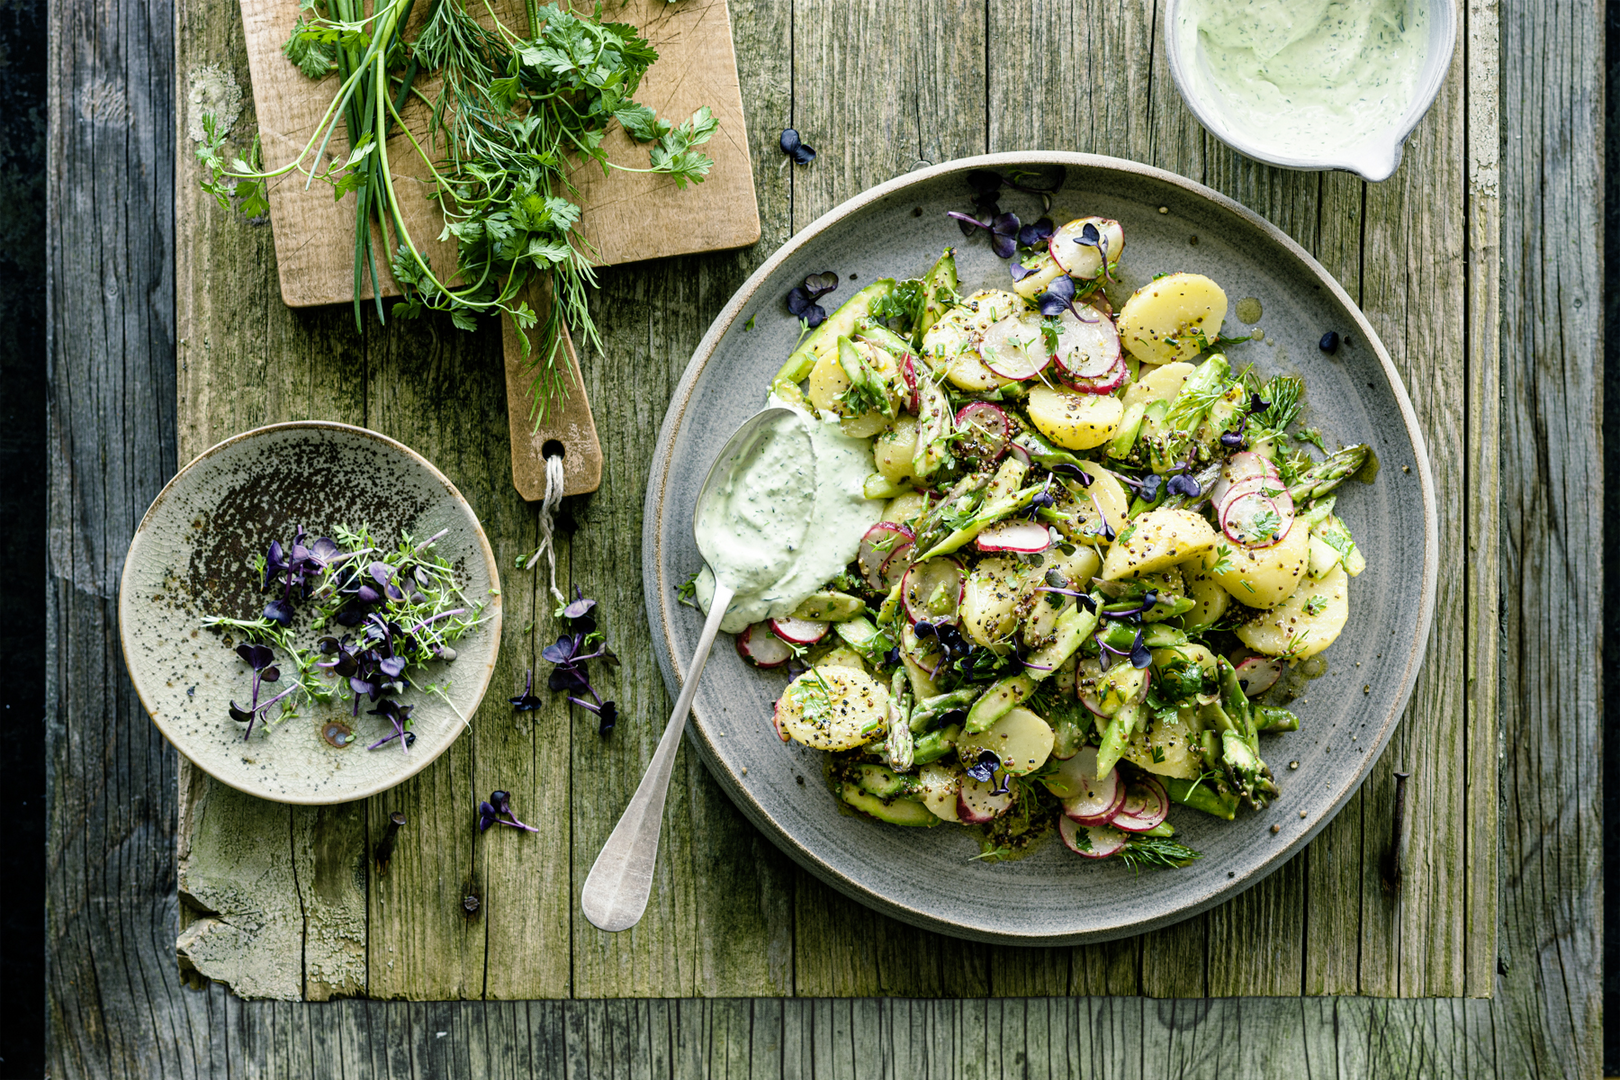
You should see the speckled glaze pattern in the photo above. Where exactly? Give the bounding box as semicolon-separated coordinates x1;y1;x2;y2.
644;153;1438;945
119;422;502;805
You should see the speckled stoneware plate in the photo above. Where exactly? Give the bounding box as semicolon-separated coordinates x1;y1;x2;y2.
644;152;1437;944
120;422;502;805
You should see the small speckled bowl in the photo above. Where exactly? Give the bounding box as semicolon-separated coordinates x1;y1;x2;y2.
1165;0;1459;182
119;422;502;805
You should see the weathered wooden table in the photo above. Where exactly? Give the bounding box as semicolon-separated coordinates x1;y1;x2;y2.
47;0;1601;1074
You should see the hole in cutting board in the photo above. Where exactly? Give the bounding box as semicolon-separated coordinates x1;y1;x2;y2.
542;439;565;460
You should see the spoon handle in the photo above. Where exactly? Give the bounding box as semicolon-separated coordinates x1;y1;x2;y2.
581;583;736;932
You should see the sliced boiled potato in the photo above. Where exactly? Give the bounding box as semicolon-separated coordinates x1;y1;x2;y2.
1122;705;1203;779
1027;385;1125;450
1181;556;1231;629
921;289;1024;391
1116;272;1228;364
1202;521;1310;610
917;762;964;822
1010;253;1067;301
958;705;1055;776
839;784;939;827
1100;508;1218;580
873;416;919;483
775;667;889;751
806;351;849;412
1049;541;1102;584
1236;564;1349;659
961;556;1025;648
1051;466;1129;546
1121;360;1195;410
883;489;929;527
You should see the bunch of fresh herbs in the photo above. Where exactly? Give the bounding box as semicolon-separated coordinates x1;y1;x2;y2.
197;0;717;421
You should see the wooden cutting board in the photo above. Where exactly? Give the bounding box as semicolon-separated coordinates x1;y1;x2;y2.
239;0;759;497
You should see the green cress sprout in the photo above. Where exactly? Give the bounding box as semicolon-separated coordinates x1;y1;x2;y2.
202;524;486;748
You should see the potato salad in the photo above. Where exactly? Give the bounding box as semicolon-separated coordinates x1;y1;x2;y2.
727;214;1370;867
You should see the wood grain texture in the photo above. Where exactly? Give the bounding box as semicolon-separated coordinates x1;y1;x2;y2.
241;0;760;307
46;0;1602;1071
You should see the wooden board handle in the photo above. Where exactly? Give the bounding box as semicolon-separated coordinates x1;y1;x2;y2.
503;281;603;499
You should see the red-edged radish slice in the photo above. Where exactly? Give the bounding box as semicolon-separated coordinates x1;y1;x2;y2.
974;520;1053;554
957;774;1016;823
954;401;1012;462
770;698;793;741
1049;217;1124;280
1109;776;1169;832
1007;441;1032;466
1217;475;1295;519
770;616;829;645
1059;816;1130;858
739;623;793;668
1050;305;1121;380
1043;743;1106;799
1210;451;1280;507
1220;492;1292;548
858;522;914;590
902;559;965;623
1236;656;1284;696
979;314;1052;381
1061;354;1127;395
1058;748;1125;824
877;544;914;591
898;353;922;413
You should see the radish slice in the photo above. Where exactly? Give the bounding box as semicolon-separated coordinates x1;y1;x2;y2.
957;774;1015;823
1076;658;1105;716
1216;475;1295;519
1050;305;1121;380
877;544;915;591
770;616;829;645
1236;656;1283;696
1059;816;1130;858
974;520;1053;554
1058;747;1125;824
1210;452;1280;507
954;402;1012;462
979;314;1052;381
1043;744;1107;799
902;559;964;623
1050;217;1124;279
1061;354;1127;395
740;624;793;668
1220;492;1291;548
858;522;914;590
1109;776;1169;833
898;353;922;413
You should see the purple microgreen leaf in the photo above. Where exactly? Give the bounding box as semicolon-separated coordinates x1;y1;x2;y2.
477;801;498;833
1017;217;1055;246
260;665;281;684
562;595;597;621
1009;260;1037;282
779;128;815;164
802;271;839;298
379;656;406;679
965;750;999;784
1167;473;1201;498
263;599;294;626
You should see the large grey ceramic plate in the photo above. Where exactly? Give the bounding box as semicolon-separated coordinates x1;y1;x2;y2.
120;422;502;805
644;152;1437;944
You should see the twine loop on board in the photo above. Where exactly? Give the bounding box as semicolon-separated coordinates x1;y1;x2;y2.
524;451;568;608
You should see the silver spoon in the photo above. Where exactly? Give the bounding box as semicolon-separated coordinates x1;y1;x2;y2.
581;407;801;932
